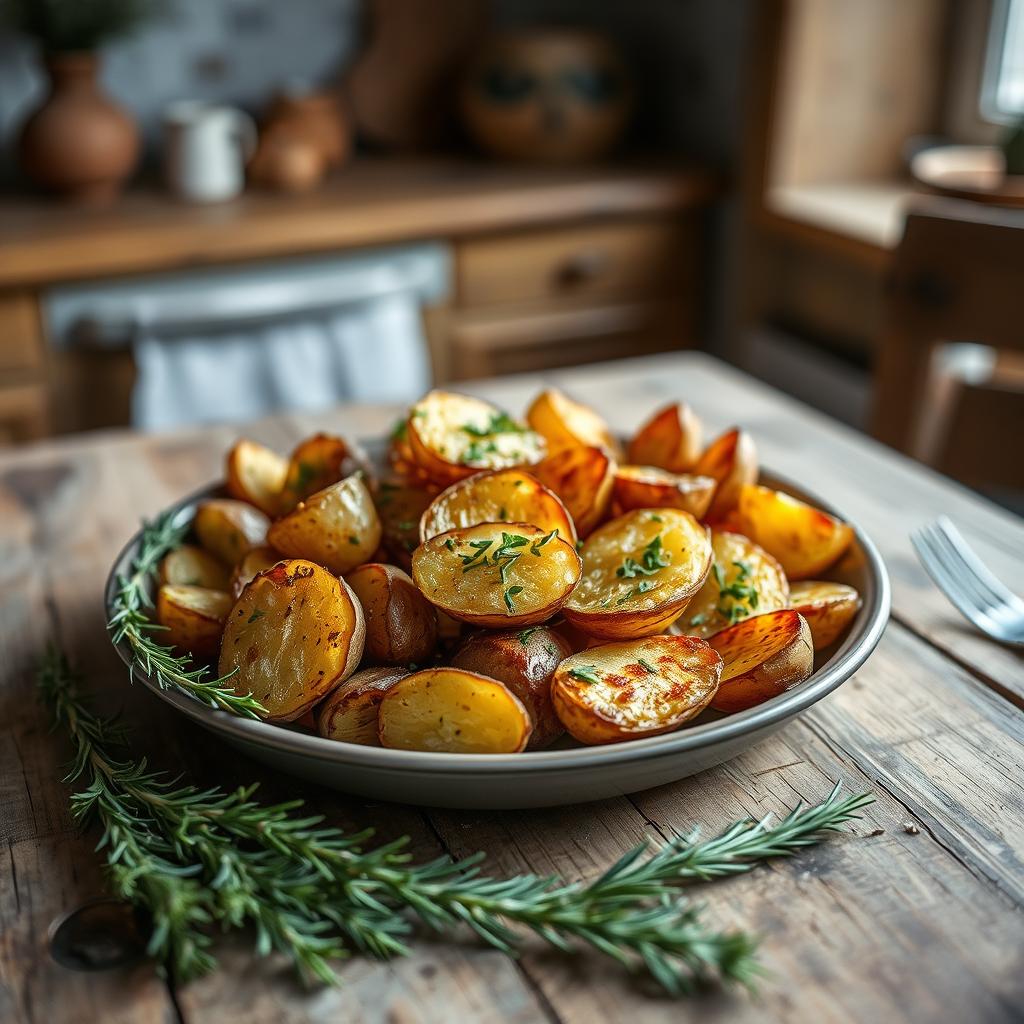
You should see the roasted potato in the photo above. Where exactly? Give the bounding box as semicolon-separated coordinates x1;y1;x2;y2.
156;584;232;659
450;626;572;748
532;444;615;537
229;545;283;598
225;439;288;515
627;402;703;473
564;509;712;640
377;668;532;753
693;428;758;522
420;469;577;544
526;387;623;459
736;484;854;580
413;523;581;628
159;544;231;591
708;609;813;713
268;474;382;575
345;562;438;666
375;481;436;571
316;666;408;745
279;432;371;512
789;580;862;649
611;465;716;520
551;635;722;744
676;530;789;638
194;499;270;565
406;390;545;486
219;559;365;721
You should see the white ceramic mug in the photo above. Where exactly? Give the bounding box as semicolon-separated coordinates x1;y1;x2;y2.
163;101;256;203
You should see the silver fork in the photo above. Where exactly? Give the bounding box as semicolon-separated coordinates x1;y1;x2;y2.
911;517;1024;646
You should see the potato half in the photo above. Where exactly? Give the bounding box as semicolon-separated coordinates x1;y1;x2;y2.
551;635;722;744
378;668;532;753
375;481;436;571
268;474;382;575
612;465;716;520
316;666;408;745
627;402;703;473
229;545;284;598
279;432;371;512
219;559;365;721
526;388;623;459
345;562;438;666
156;584;232;659
532;444;615;537
159;544;231;591
693;428;758;522
225;439;288;516
564;509;712;640
194;499;270;565
413;522;581;628
789;580;862;649
420;469;577;544
708;609;813;713
736;484;854;580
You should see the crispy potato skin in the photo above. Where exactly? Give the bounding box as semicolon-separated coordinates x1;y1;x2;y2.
532;445;615;537
316;666;408;745
219;559;365;722
694;428;758;522
345;562;438;666
378;668;532;753
412;522;582;628
279;433;371;512
159;544;231;591
375;481;435;571
194;499;270;565
268;474;382;575
229;546;284;599
451;626;572;748
420;469;577;544
552;635;722;744
526;388;623;460
611;465;716;520
708;610;813;713
789;580;862;649
627;402;703;473
156;585;232;659
226;439;289;516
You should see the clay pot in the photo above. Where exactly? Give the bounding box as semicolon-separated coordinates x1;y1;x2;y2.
248;127;327;193
19;53;139;203
262;90;351;169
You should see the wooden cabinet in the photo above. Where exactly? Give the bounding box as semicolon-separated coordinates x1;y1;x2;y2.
0;292;49;443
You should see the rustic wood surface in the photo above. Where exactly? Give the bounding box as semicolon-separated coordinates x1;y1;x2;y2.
2;353;1023;1024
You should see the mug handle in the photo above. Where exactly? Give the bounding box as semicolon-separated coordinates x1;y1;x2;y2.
234;111;258;161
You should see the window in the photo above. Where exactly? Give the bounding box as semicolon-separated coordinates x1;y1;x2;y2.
982;0;1024;120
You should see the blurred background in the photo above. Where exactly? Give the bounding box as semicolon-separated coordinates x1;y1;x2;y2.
0;0;1022;509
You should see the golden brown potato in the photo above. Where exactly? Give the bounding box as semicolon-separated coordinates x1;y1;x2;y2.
267;474;382;575
627;402;703;473
279;432;371;512
156;584;232;659
159;544;231;591
412;523;581;628
225;439;288;516
693;428;758;522
789;580;862;649
406;390;545;486
564;509;712;640
229;546;283;598
736;484;854;581
375;481;436;571
532;444;615;537
526;388;623;459
219;559;365;722
420;469;577;544
676;530;789;638
708;609;813;713
611;465;716;520
345;562;438;666
316;666;408;745
194;499;270;565
551;635;722;744
450;626;572;749
378;668;532;753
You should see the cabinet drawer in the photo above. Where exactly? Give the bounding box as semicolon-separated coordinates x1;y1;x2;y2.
0;292;45;374
456;219;694;308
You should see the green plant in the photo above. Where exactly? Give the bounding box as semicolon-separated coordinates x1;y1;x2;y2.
1;0;161;52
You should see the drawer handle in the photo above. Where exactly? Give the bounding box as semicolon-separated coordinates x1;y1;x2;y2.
554;250;608;289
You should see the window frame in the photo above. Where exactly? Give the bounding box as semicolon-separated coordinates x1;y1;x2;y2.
980;0;1024;123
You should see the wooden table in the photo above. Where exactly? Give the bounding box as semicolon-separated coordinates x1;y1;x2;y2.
3;353;1023;1024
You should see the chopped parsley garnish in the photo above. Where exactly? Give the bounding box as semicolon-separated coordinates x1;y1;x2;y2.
462;412;524;437
461;530;553;585
616;580;657;605
637;658;656;674
291;460;317;492
649;514;663;523
348;535;360;545
714;559;760;626
389;418;408;442
568;665;600;685
503;586;524;613
464;439;499;464
498;505;508;519
444;538;456;552
518;627;542;645
689;611;709;626
617;535;671;579
247;608;266;623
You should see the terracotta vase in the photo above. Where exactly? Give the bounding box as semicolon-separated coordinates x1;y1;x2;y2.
262;90;351;169
19;53;140;203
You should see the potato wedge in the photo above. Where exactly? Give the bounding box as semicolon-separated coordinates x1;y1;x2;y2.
229;545;283;598
789;580;862;649
420;469;577;544
564;509;712;640
736;484;854;580
532;444;615;537
267;474;382;575
611;465;716;520
159;544;231;591
279;432;371;512
693;428;758;522
709;610;813;713
407;390;545;486
345;562;438;666
378;668;532;753
526;387;623;459
156;584;232;659
219;559;365;721
676;530;789;638
225;438;288;515
551;635;722;744
194;499;270;565
316;666;408;745
375;481;436;571
451;626;572;749
627;402;703;473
